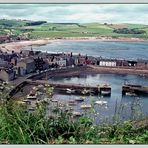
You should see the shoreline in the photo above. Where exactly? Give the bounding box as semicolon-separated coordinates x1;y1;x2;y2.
0;37;148;53
29;66;148;81
11;65;148;98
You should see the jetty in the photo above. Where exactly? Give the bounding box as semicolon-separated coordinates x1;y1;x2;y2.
9;79;111;97
26;79;111;96
122;84;148;96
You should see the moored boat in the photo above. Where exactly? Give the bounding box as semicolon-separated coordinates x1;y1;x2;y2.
72;111;83;117
68;100;77;106
75;97;84;102
27;93;37;100
66;88;75;94
100;90;111;96
23;99;32;105
95;100;107;105
51;99;58;102
125;92;137;96
81;104;92;109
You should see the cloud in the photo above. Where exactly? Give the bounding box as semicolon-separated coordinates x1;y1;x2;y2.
0;4;148;24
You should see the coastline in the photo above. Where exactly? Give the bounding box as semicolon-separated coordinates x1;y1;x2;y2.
0;37;148;53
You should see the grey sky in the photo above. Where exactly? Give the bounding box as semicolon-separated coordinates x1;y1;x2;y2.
0;4;148;24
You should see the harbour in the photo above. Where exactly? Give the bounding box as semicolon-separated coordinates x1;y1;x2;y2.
10;73;148;123
1;40;148;123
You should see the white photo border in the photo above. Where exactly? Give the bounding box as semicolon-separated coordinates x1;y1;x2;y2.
0;0;148;148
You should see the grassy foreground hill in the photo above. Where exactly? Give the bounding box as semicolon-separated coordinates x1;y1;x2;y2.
0;19;148;39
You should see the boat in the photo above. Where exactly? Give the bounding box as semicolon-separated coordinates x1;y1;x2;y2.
16;101;26;105
100;90;111;96
37;84;44;88
23;99;32;105
68;100;77;106
75;97;84;102
42;98;50;103
32;86;38;90
65;107;73;112
95;100;107;105
28;108;35;111
82;89;90;94
26;93;37;100
66;88;75;94
51;99;58;102
125;92;137;96
81;104;92;109
72;111;83;117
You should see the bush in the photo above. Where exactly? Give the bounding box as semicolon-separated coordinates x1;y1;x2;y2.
113;28;146;34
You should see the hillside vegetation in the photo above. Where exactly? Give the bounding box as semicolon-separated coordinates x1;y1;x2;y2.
0;19;148;39
0;83;148;144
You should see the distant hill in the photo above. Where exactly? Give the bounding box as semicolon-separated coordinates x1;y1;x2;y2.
0;19;147;39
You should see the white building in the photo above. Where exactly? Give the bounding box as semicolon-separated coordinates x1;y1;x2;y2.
99;61;116;67
57;59;67;67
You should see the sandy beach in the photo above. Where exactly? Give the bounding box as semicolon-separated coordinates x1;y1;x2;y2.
0;39;51;53
0;37;148;53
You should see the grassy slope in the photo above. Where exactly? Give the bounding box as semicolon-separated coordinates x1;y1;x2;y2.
29;23;148;39
0;19;148;39
1;100;148;144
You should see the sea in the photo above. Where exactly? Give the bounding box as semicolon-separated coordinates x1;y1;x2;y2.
31;41;148;123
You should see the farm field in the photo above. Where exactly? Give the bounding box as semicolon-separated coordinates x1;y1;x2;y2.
0;19;148;39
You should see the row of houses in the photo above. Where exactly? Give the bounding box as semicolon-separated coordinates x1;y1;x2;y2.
96;58;148;68
0;49;148;82
0;51;92;81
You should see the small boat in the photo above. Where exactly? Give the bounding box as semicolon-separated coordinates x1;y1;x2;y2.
81;104;92;109
65;107;73;112
37;84;44;88
16;101;26;105
82;89;90;94
32;86;38;90
68;100;77;106
28;108;35;111
95;100;107;105
101;90;111;96
0;86;4;90
68;100;75;103
75;98;84;102
125;92;137;96
41;98;50;103
27;92;37;100
23;99;32;105
36;91;44;96
51;99;58;102
72;111;83;117
66;88;75;94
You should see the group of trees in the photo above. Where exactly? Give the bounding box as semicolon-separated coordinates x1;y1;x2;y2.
113;28;146;34
25;21;47;26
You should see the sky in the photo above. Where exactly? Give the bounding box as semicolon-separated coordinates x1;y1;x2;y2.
0;4;148;24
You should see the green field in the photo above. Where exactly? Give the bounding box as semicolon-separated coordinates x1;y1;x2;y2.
0;19;148;39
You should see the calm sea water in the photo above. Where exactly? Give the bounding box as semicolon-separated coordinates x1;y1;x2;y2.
32;41;148;60
31;41;148;123
49;74;148;123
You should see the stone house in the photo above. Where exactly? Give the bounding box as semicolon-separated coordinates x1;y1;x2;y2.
0;35;10;43
0;60;9;68
137;60;148;69
0;68;15;82
17;58;35;75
